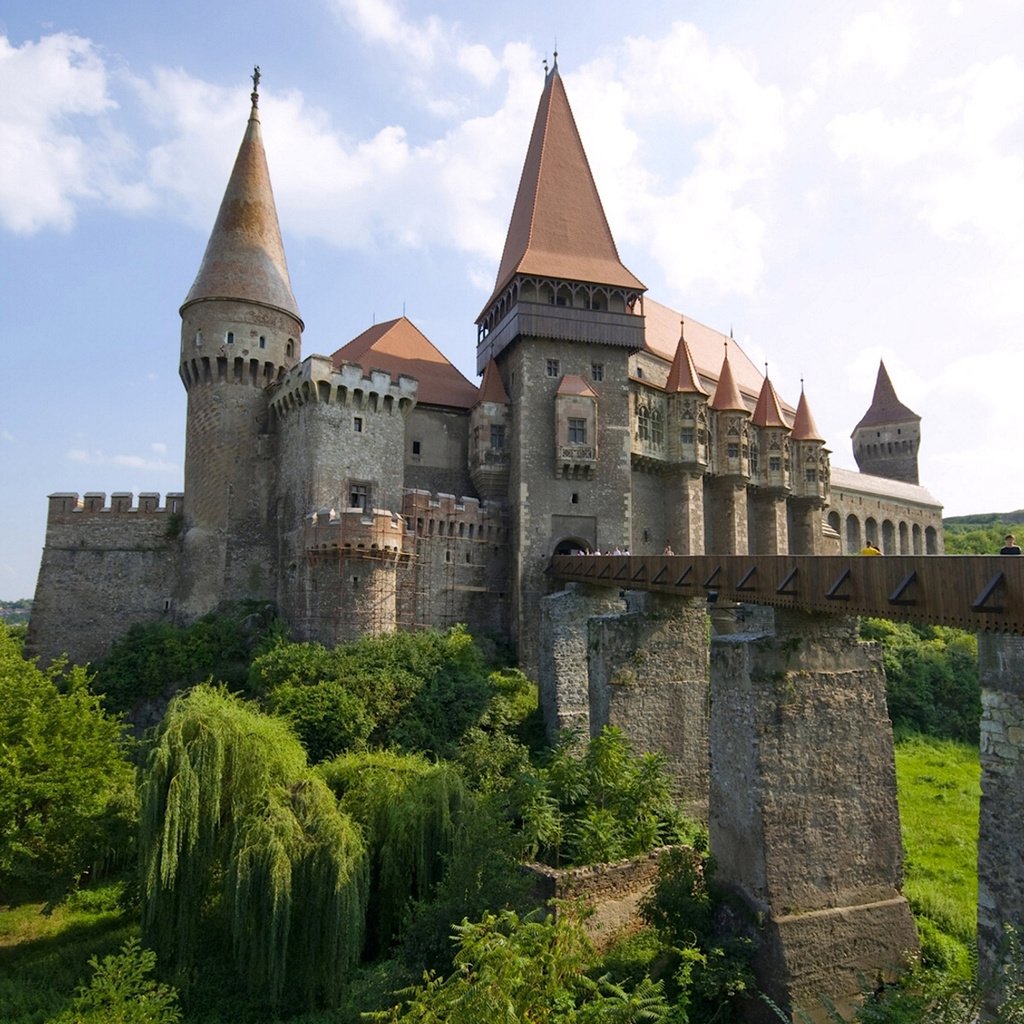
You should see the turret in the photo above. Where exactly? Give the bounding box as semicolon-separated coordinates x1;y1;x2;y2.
790;383;831;554
750;368;790;493
665;320;709;471
469;358;511;500
709;341;751;482
851;361;920;484
176;70;303;617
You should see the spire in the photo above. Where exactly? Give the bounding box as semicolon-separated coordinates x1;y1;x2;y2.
477;357;510;405
751;372;788;428
710;344;747;412
853;361;919;431
479;59;644;318
181;72;302;325
791;383;824;441
665;320;708;395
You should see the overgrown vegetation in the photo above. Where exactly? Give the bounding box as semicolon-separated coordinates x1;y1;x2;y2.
943;513;1024;554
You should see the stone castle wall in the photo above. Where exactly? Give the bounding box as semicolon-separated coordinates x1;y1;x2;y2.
27;492;184;665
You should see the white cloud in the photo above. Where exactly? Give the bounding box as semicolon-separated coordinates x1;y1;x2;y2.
0;32;148;233
332;0;447;66
838;5;914;79
67;448;178;472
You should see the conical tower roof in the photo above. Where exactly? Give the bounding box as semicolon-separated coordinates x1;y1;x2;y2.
665;322;708;395
182;81;302;324
710;345;747;412
751;372;788;428
477;357;510;405
478;60;644;320
791;386;824;442
853;361;919;432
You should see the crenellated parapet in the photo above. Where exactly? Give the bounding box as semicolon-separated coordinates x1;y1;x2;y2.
304;505;410;560
46;491;185;522
402;489;509;543
270;355;418;421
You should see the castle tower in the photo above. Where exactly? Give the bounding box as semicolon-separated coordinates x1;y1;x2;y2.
789;384;830;553
851;361;920;484
664;321;709;554
475;56;646;669
469;358;511;501
708;343;751;553
176;72;303;617
749;370;790;553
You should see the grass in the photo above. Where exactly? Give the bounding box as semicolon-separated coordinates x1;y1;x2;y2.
894;734;980;980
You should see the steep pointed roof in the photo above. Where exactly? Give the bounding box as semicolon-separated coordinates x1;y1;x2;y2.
853;361;920;432
791;387;824;442
479;63;645;319
665;323;708;395
710;346;748;412
477;357;510;405
332;316;479;409
751;373;789;428
182;85;301;324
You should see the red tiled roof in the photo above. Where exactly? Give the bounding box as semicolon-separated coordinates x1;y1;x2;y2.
665;324;708;395
182;97;301;324
853;361;920;432
477;358;510;405
791;389;824;442
331;317;479;409
479;64;645;319
556;374;598;398
710;348;748;413
752;375;788;428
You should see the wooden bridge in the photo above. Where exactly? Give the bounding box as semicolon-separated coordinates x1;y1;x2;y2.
549;553;1024;634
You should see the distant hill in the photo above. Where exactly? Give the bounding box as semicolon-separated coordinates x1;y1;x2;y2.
944;511;1024;527
0;599;32;625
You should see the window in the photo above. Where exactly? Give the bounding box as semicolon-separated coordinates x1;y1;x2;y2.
547;359;560;377
571;493;579;504
637;406;650;442
769;456;782;471
727;443;740;459
226;331;234;344
349;484;369;510
412;440;421;455
591;363;604;381
651;408;663;446
259;335;266;349
286;339;294;357
490;424;506;449
805;469;817;482
568;418;587;444
195;331;203;347
353;417;363;433
680;428;694;445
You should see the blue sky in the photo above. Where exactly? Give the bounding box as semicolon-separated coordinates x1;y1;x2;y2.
2;0;1023;599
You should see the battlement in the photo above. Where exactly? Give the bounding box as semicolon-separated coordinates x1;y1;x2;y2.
47;491;184;521
304;505;410;559
270;354;418;420
403;489;509;543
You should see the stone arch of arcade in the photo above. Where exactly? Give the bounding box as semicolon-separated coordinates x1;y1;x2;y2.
546;551;1024;1022
828;508;936;555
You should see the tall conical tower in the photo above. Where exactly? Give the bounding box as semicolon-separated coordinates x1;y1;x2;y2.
708;342;751;553
475;56;646;668
176;70;303;617
851;361;920;484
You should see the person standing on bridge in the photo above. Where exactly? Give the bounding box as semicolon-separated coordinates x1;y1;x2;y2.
860;543;882;555
1000;534;1021;555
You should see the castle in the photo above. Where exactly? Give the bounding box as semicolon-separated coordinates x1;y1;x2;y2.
27;61;943;672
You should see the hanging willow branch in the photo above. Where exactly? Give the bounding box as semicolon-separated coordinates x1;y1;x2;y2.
318;750;466;951
140;685;368;1007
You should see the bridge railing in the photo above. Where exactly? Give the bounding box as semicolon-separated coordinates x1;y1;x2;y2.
548;554;1024;634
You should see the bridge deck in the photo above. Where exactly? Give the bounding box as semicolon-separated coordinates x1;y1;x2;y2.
548;554;1024;634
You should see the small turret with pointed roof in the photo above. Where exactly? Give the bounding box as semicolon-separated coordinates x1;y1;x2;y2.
709;339;751;481
469;358;511;500
852;360;920;484
751;367;790;492
791;380;830;503
666;320;710;469
475;55;646;372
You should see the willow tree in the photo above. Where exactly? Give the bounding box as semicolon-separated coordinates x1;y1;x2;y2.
139;685;367;1007
318;750;466;951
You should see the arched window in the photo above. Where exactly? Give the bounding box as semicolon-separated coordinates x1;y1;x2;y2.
650;407;663;446
226;331;234;344
846;515;861;554
637;404;650;442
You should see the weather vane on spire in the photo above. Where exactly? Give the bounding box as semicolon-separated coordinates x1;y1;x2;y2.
251;65;261;107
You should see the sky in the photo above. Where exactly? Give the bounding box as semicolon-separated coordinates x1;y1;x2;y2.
2;0;1023;600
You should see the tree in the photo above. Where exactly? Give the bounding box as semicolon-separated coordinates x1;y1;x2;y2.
0;623;135;899
139;685;368;1008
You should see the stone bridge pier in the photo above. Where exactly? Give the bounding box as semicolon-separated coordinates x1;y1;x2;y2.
540;588;917;1021
978;633;1024;1018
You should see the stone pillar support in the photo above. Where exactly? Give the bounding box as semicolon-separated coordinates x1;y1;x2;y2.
751;492;789;555
711;479;749;554
588;592;710;820
538;583;625;743
709;610;917;1022
668;471;705;555
789;498;824;555
977;633;1024;1019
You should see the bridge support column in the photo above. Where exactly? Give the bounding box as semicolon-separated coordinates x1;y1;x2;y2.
588;592;710;820
710;610;916;1022
978;633;1024;1019
539;584;625;743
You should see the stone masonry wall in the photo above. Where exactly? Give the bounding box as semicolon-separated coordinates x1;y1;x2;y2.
588;592;710;820
977;633;1024;1017
28;492;183;665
